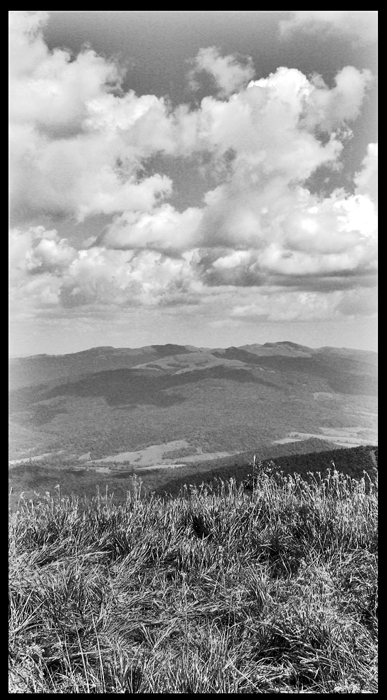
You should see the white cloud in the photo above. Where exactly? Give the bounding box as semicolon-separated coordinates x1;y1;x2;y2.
104;205;203;252
10;226;204;313
10;12;372;228
188;46;255;97
9;11;175;223
84;92;176;154
9;11;50;77
212;250;253;270
194;138;377;290
10;11;121;134
9;121;174;222
9;13;377;337
182;65;372;181
355;143;378;201
279;11;378;45
301;67;373;132
10;226;76;276
197;177;377;285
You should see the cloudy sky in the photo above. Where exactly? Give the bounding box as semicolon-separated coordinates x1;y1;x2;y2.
9;11;377;356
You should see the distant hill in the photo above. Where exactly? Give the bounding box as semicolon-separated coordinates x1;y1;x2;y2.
9;342;377;390
9;345;181;390
9;342;377;462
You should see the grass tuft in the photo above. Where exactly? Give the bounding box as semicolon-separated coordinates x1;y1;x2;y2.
9;467;377;693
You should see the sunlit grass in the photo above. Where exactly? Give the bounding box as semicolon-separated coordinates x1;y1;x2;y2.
9;468;377;693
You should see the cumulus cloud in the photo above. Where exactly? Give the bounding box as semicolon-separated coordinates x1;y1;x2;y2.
10;11;372;225
10;226;76;276
301;67;373;132
279;11;378;45
188;46;255;97
9;11;50;78
181;65;371;181
9;12;377;332
10;226;204;313
355;143;378;201
192;136;377;308
104;205;203;252
9;12;122;135
197;175;377;288
9;123;173;221
9;11;176;223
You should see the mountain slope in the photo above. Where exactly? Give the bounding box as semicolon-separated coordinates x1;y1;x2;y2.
9;342;377;461
154;444;378;498
9;344;195;390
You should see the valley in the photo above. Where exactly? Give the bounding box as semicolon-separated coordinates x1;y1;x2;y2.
9;341;377;507
9;341;377;461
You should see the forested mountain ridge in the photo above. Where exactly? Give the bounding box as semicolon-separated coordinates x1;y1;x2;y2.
10;341;377;390
9;342;377;462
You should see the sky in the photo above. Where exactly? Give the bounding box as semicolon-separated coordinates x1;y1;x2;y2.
9;11;378;356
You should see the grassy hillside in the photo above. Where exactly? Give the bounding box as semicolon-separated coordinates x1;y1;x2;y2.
156;444;378;498
9;441;374;512
9;467;378;693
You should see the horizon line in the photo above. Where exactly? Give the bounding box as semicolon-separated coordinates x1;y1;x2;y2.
9;339;378;360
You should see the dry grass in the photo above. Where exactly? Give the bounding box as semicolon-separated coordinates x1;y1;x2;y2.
9;468;377;693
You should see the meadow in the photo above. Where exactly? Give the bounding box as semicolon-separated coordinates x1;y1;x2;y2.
9;464;377;693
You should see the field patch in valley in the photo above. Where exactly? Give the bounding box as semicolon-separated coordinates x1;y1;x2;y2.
92;440;239;467
274;426;377;448
93;440;192;466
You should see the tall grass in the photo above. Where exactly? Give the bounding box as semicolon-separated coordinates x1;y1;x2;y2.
9;469;377;693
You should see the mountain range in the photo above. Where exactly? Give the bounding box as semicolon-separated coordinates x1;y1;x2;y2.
9;341;377;465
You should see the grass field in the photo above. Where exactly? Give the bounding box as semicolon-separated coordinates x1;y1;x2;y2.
9;464;377;693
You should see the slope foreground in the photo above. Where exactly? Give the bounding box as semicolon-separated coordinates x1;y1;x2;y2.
9;467;377;693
